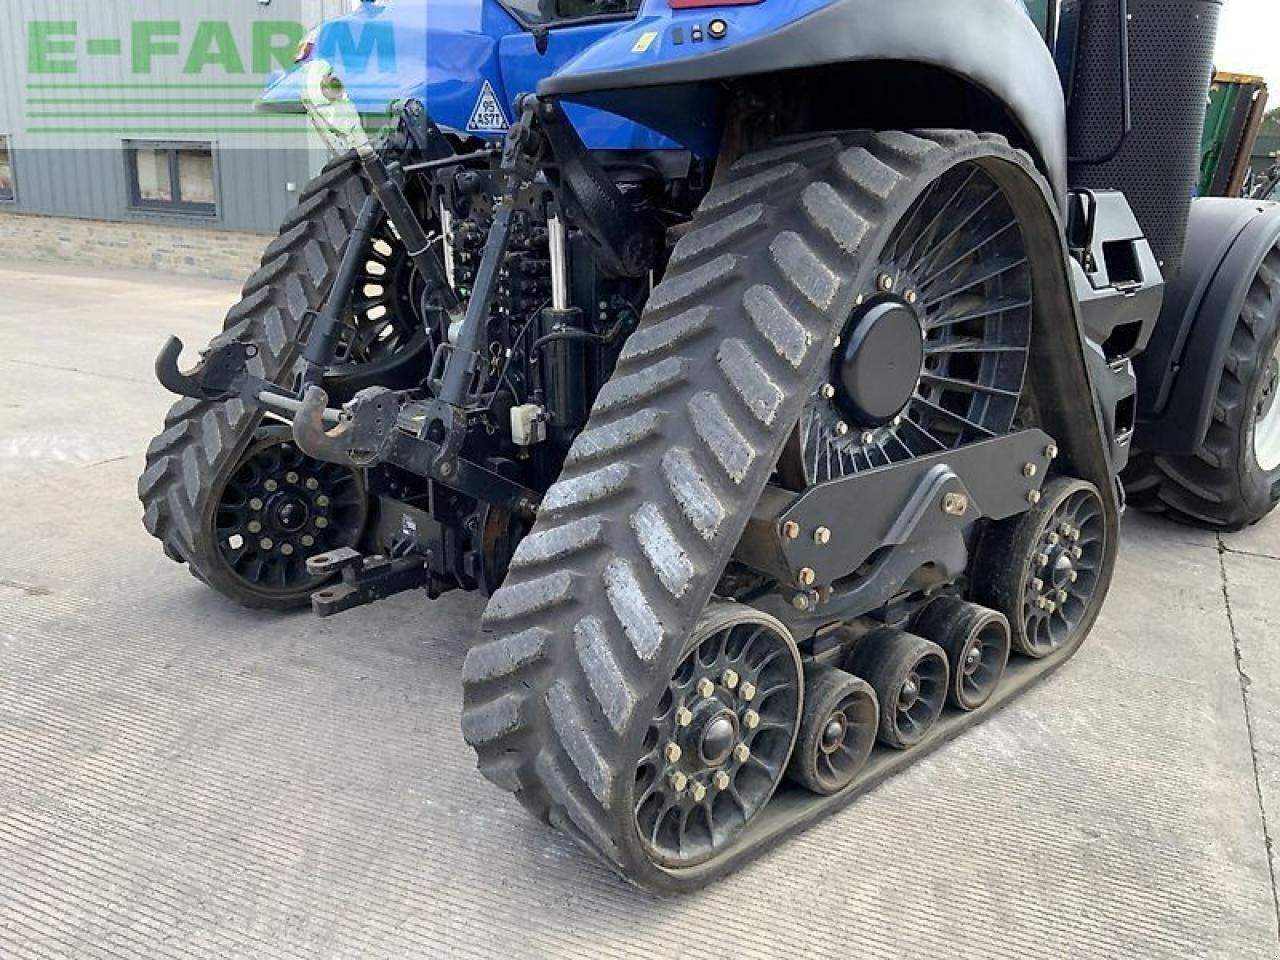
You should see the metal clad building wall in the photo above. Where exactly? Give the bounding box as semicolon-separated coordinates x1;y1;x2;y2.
0;0;352;234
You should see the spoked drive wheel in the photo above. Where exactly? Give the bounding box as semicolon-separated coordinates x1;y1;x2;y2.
848;629;949;749
912;597;1010;710
973;476;1108;659
211;426;368;608
786;664;878;795
633;604;802;869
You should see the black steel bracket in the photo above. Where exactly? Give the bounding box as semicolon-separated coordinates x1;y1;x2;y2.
306;546;430;617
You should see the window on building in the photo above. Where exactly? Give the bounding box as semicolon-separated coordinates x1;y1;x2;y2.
125;141;217;216
0;136;14;203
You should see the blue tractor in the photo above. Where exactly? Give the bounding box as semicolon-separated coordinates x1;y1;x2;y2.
141;0;1280;890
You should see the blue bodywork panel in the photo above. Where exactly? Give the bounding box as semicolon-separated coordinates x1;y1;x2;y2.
260;0;1036;157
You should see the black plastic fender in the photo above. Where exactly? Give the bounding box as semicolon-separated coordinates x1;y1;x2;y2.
1133;199;1280;455
540;0;1068;204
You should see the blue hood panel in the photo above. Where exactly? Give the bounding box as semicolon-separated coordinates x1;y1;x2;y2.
260;0;676;151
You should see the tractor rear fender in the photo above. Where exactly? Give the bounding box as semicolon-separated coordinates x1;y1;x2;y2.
539;0;1067;204
1133;199;1280;455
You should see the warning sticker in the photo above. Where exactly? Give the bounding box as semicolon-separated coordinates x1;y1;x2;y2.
467;81;510;133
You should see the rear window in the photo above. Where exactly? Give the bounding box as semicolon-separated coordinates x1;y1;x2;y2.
499;0;643;27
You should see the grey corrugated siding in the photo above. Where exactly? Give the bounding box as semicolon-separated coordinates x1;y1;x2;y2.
0;0;352;234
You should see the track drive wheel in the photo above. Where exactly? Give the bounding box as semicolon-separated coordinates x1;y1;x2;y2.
786;664;878;795
462;130;1065;890
847;628;948;749
972;476;1107;659
139;152;429;608
911;597;1010;710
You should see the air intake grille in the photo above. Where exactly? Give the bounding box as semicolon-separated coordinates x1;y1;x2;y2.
1067;0;1221;278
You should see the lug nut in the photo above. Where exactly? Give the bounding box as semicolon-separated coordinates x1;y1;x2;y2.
722;669;739;690
713;771;731;791
814;526;831;545
781;520;801;540
316;495;330;508
669;771;688;793
798;567;816;586
820;383;836;399
305;477;319;491
1047;532;1061;545
690;781;707;803
315;517;329;529
286;471;299;485
697;678;715;699
259;538;274;551
663;741;682;764
1056;589;1068;602
1036;595;1050;610
1027;489;1042;505
1071;545;1083;560
1045;600;1058;614
1031;577;1044;591
281;544;294;556
247;520;262;534
733;744;751;764
743;709;760;730
1037;552;1050;568
1022;462;1038;478
264;479;278;492
301;535;315;547
1069;570;1079;583
1070;527;1082;542
675;707;693;727
739;681;757;702
249;497;264;511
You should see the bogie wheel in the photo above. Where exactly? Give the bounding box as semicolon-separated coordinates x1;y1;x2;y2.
911;597;1010;710
786;664;878;796
1122;242;1280;530
846;628;949;750
632;603;802;868
462;130;1069;888
972;476;1107;659
140;152;430;608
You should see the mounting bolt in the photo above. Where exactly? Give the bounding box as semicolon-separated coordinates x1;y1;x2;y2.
733;743;751;764
1069;527;1082;542
248;520;262;534
722;668;740;690
1022;462;1038;478
820;383;836;399
791;593;811;611
834;421;850;437
1047;532;1061;546
1037;552;1051;568
713;771;731;791
743;709;760;730
833;334;843;348
854;294;865;307
782;520;801;540
315;517;329;529
259;537;274;551
1031;577;1044;591
798;567;817;587
813;526;831;545
862;431;876;445
905;289;918;304
286;471;299;485
264;479;278;492
305;478;319;491
669;771;688;793
1045;600;1058;614
281;544;294;556
249;497;264;511
1071;545;1083;560
1036;596;1050;610
301;534;315;547
316;495;331;508
1045;443;1059;460
942;492;969;517
663;741;683;764
691;781;708;803
893;415;903;427
878;273;894;291
697;678;716;699
1027;489;1042;505
675;707;693;727
739;681;757;702
1056;589;1068;603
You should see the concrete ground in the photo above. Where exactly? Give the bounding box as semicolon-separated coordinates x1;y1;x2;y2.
1;259;1279;960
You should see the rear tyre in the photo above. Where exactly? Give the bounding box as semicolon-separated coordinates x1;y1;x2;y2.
786;664;878;795
139;153;426;608
1123;243;1280;530
847;628;948;749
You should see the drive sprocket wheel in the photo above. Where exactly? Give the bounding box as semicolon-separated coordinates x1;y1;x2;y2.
972;476;1107;659
139;152;435;609
462;130;1063;890
633;603;801;868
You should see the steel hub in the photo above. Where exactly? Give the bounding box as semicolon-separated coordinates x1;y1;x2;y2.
899;674;922;711
697;712;739;767
1254;347;1280;472
1022;486;1106;656
819;714;848;755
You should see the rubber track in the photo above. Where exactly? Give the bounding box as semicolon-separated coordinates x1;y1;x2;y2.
136;154;369;605
1124;243;1280;530
461;131;1042;886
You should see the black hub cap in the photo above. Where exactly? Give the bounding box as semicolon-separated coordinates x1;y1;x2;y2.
214;433;367;596
820;715;848;754
893;657;946;742
633;611;801;869
837;298;924;427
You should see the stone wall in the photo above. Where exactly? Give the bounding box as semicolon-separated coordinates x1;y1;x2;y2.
0;210;269;281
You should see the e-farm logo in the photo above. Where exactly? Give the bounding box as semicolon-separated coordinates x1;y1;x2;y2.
23;18;396;137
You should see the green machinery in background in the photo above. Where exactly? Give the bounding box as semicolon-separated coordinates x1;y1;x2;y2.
1200;71;1271;198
